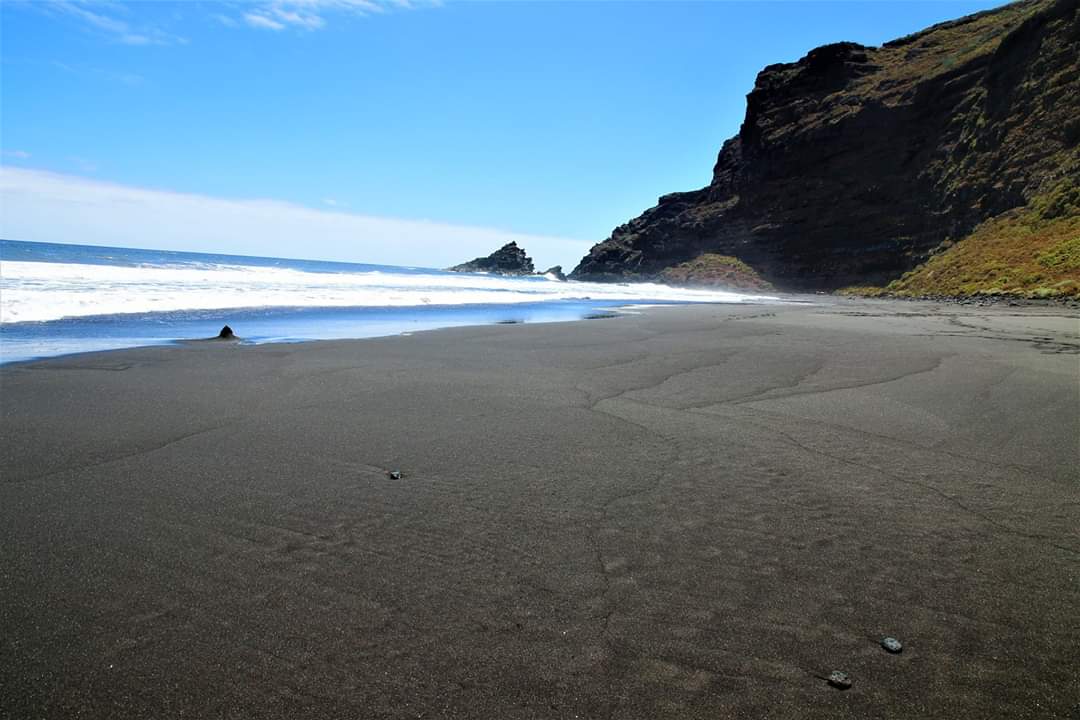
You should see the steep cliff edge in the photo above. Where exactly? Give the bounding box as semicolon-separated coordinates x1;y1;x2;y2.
571;0;1079;296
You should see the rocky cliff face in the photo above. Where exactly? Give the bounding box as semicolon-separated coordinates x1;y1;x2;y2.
572;0;1079;291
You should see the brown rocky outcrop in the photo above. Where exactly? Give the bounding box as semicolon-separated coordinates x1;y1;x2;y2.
571;0;1080;291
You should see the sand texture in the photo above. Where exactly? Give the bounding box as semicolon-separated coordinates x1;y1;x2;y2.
1;299;1078;718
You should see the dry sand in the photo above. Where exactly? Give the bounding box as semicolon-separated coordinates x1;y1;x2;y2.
1;298;1078;718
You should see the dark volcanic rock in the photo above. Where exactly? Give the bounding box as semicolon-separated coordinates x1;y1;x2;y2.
572;0;1080;291
543;265;567;281
217;325;235;339
448;242;535;275
828;671;853;690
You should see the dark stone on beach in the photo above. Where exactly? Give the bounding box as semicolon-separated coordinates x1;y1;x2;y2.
882;637;903;653
827;671;852;690
387;470;402;480
447;242;535;276
218;325;235;339
543;265;567;281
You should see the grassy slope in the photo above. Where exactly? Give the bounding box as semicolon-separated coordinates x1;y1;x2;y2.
658;253;774;291
843;181;1080;299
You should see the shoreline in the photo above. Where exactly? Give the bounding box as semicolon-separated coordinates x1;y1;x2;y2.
0;295;790;367
10;292;1066;384
2;298;1077;718
8;287;1075;368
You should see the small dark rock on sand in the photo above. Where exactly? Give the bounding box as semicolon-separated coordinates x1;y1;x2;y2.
387;470;402;480
827;671;852;690
218;325;235;339
882;637;903;653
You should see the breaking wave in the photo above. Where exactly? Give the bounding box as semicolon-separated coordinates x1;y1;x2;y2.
1;256;770;324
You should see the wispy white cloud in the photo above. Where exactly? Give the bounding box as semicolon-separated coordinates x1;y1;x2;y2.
273;8;327;29
52;60;144;86
243;12;287;30
41;0;187;46
230;0;433;32
0;168;590;271
212;13;239;28
2;150;33;160
57;1;126;33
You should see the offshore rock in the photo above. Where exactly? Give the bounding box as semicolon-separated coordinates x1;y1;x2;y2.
571;0;1080;291
448;242;536;275
543;265;568;281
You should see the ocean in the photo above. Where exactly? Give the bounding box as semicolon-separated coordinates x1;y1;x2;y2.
0;239;776;363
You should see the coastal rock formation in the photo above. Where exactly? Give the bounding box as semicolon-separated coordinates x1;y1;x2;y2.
658;253;773;291
572;0;1080;293
448;242;535;275
543;265;567;281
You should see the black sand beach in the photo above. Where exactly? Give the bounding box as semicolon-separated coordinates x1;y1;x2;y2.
1;298;1078;719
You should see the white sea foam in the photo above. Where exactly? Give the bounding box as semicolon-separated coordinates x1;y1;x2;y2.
0;260;772;323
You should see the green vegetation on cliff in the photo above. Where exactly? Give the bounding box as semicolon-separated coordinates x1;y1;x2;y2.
844;180;1080;299
844;213;1079;299
658;253;773;291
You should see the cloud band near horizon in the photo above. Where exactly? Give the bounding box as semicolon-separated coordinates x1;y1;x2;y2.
0;168;591;271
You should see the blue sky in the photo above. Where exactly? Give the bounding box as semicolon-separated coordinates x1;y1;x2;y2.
2;0;1006;268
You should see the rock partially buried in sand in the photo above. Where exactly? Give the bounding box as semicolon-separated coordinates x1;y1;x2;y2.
218;325;235;339
387;470;402;480
827;671;852;690
881;637;903;654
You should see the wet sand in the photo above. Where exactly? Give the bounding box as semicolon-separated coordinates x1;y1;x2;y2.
1;298;1078;718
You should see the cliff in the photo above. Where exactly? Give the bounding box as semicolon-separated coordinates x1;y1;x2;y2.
571;0;1080;296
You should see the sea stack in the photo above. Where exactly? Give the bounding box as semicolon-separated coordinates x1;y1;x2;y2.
447;242;536;275
542;265;567;281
